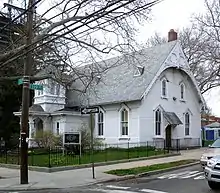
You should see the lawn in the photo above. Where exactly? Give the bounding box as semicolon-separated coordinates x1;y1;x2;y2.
105;159;197;176
0;146;167;167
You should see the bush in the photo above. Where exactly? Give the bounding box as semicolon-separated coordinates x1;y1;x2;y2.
78;123;103;153
34;130;62;149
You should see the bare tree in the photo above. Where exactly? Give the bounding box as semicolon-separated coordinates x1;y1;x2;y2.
146;0;220;94
0;0;163;89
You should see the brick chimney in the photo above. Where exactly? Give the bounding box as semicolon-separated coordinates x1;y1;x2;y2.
168;29;177;42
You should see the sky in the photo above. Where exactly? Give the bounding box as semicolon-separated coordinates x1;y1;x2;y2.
1;0;220;116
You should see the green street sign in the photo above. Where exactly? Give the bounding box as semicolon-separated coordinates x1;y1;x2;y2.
17;79;43;90
30;84;43;90
17;78;23;85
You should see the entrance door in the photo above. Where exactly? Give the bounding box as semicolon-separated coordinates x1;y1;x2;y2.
165;125;172;148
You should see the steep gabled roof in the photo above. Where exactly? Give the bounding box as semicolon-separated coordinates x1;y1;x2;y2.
66;40;177;106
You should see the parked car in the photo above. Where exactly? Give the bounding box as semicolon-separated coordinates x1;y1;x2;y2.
200;138;220;169
204;155;220;190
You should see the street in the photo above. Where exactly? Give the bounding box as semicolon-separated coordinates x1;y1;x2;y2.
1;164;219;193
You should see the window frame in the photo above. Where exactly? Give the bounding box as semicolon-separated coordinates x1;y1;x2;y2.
184;112;190;136
120;108;129;136
97;111;104;136
155;109;162;136
161;78;168;98
180;83;185;101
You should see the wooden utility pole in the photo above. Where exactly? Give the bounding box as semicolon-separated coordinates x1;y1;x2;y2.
20;0;34;184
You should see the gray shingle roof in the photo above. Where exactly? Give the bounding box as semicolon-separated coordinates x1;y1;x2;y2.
67;40;177;106
163;112;183;125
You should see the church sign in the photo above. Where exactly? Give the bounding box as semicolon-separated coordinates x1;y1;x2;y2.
63;132;81;145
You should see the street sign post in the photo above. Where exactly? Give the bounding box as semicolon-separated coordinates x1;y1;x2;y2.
80;106;99;179
17;79;43;90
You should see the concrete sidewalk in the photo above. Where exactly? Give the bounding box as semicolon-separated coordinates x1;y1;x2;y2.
0;148;205;190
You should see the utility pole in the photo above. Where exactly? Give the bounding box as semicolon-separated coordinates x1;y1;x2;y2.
20;0;34;184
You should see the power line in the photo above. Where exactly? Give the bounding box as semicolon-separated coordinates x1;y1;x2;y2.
1;0;162;67
0;0;42;35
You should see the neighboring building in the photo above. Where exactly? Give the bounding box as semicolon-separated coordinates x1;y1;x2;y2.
14;29;205;148
201;114;220;127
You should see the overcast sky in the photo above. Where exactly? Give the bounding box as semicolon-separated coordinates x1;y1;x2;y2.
1;0;219;116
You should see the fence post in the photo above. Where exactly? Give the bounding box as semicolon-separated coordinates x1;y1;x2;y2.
127;142;130;160
105;143;107;162
48;147;51;168
163;139;166;154
146;141;148;157
177;139;179;153
18;144;20;165
5;146;7;164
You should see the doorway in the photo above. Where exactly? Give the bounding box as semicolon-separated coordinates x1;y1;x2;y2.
165;125;172;148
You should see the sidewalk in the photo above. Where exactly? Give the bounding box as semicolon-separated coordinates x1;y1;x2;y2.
0;148;205;190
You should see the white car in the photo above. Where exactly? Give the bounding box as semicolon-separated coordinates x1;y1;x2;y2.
200;139;220;169
204;155;220;190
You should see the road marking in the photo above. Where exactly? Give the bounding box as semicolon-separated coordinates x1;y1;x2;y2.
194;175;205;180
141;189;168;193
93;189;139;193
106;185;130;190
179;171;203;179
158;171;190;179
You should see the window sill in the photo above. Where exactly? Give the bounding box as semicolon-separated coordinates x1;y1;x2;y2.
97;136;105;140
161;96;168;100
153;135;164;139
119;137;130;141
184;136;192;139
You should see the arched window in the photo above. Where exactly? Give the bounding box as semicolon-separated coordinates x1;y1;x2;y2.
180;83;185;100
97;111;104;136
161;79;167;97
155;109;161;135
185;112;190;136
121;109;128;136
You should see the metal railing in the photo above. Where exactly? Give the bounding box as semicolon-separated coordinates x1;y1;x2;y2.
0;138;200;168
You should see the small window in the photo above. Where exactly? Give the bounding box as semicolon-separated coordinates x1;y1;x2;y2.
97;111;104;136
161;79;167;97
155;109;161;135
185;113;190;136
218;130;220;137
180;83;185;100
56;84;60;95
121;109;128;136
56;122;60;135
50;80;55;94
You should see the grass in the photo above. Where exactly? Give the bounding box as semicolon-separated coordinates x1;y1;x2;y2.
0;146;167;167
105;159;197;176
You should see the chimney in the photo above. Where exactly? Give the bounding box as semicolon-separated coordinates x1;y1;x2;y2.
168;29;177;42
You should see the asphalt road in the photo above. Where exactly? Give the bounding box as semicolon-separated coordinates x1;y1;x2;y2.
1;164;219;193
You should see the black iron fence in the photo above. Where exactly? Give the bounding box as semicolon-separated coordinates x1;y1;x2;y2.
0;138;200;168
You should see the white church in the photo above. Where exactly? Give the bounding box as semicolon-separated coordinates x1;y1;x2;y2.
14;29;205;148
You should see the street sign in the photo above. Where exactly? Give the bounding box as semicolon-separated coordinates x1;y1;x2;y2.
29;84;43;90
81;106;99;114
63;132;81;145
18;78;23;85
17;79;43;90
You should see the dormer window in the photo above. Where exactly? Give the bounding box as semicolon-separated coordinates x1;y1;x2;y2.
180;83;185;100
134;66;145;77
161;78;167;98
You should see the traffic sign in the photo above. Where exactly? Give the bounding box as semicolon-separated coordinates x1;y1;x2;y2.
81;106;99;114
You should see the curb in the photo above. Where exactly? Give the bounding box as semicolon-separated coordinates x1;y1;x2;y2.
92;160;200;185
0;161;199;191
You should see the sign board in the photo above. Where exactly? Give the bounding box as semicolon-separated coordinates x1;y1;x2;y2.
17;79;43;90
63;132;81;145
81;106;99;114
